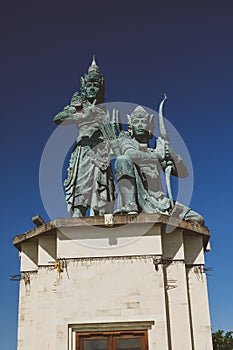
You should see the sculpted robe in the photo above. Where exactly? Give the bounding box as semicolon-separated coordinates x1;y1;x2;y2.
114;131;203;224
55;104;115;215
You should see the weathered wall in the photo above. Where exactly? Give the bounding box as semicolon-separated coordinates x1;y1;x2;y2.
16;220;213;350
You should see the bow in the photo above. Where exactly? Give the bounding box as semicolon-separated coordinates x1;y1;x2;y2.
158;93;174;208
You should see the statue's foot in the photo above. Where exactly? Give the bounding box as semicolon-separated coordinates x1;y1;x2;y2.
72;208;83;217
181;209;204;226
185;215;204;226
115;202;138;215
72;206;87;217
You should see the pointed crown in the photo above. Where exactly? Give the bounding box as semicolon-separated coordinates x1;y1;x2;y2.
87;55;100;74
127;105;154;135
80;55;105;103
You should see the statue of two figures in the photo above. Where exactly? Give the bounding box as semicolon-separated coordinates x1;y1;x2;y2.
54;58;204;225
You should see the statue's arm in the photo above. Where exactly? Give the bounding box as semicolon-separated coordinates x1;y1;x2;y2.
155;137;188;178
123;145;162;164
115;133;163;164
126;149;163;163
53;91;83;125
164;146;189;178
53;105;77;125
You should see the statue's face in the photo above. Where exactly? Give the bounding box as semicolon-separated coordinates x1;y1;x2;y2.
131;117;149;137
84;80;101;100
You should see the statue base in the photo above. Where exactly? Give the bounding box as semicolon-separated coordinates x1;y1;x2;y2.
13;214;213;350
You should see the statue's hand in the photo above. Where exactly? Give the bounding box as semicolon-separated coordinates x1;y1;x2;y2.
166;160;175;173
84;100;102;114
154;136;166;161
159;140;176;170
109;139;121;156
166;160;174;167
165;145;171;159
160;159;175;173
150;152;161;162
83;105;109;124
53;106;75;124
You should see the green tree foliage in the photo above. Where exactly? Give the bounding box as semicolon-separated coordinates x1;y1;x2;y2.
212;330;233;350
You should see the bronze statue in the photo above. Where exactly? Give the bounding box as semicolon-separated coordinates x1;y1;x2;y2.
53;58;204;225
110;104;204;224
53;57;115;217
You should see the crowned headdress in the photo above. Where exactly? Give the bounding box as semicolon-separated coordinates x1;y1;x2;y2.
127;105;154;138
80;56;105;103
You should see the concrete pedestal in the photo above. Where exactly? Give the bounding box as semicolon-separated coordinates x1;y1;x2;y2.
13;214;213;350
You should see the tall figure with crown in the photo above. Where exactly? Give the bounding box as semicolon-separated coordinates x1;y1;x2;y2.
54;57;115;217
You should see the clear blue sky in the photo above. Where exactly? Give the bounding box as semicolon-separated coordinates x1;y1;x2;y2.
1;0;233;348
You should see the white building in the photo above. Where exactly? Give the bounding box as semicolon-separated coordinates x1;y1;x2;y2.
13;213;213;350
